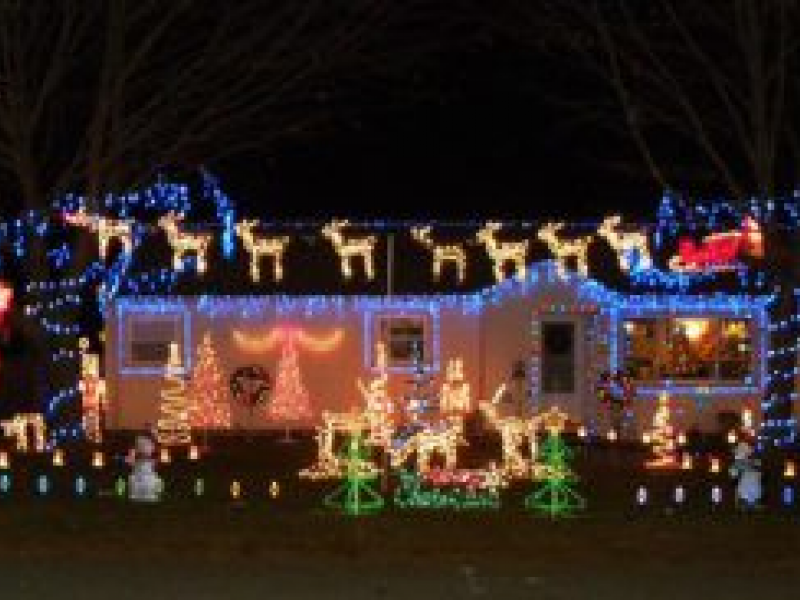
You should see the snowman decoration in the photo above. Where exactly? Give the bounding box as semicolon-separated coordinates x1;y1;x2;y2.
128;433;163;502
729;437;761;509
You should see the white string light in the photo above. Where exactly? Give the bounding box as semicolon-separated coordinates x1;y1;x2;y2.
597;215;652;272
440;357;471;412
235;219;290;282
158;212;212;273
411;226;467;282
476;222;529;282
321;219;376;280
537;222;591;278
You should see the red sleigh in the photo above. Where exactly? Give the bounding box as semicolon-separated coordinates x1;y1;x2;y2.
668;216;763;271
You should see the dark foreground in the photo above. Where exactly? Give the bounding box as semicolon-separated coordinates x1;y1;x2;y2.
0;434;797;599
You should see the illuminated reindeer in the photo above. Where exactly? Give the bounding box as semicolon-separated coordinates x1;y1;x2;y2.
321;219;376;280
597;215;652;272
235;219;291;282
537;221;592;277
389;416;466;473
158;212;213;273
410;225;467;282
475;221;529;282
64;210;134;259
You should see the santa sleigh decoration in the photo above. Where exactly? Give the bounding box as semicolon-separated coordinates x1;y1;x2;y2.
668;216;763;272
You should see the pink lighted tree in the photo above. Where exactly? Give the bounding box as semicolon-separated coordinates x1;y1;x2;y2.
188;333;232;429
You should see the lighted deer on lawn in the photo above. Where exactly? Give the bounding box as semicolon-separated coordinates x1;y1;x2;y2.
537;222;592;278
411;226;467;282
475;221;529;282
321;219;376;280
158;212;213;273
597;215;652;272
235;219;291;282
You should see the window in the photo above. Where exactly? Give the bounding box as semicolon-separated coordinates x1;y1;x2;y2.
122;313;187;374
623;317;753;383
542;322;575;393
371;313;434;370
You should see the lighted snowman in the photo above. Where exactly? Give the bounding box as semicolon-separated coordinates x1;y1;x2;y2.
128;434;163;502
728;438;761;509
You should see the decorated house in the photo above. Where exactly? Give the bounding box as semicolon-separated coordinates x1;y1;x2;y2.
102;197;795;439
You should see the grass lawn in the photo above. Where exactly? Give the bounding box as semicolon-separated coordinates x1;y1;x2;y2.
0;432;797;599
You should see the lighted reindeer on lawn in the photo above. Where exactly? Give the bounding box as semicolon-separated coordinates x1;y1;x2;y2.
410;226;467;283
537;221;592;278
475;221;529;282
597;215;652;272
235;219;291;282
321;219;376;280
389;416;466;473
158;212;213;273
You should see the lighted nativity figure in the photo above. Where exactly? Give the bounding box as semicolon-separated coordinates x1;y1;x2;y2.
128;433;163;502
729;435;762;510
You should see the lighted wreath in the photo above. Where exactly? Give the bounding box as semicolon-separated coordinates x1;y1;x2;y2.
229;365;272;409
596;370;636;409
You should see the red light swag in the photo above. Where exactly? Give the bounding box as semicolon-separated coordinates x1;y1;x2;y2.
668;216;764;272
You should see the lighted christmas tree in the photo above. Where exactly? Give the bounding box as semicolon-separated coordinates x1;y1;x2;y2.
156;342;192;446
268;334;313;422
525;430;585;517
188;333;232;429
323;430;384;516
645;392;678;468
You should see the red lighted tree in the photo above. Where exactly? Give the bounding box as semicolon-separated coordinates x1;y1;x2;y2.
188;333;232;429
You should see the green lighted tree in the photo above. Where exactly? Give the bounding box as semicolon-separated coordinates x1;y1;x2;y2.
525;431;585;517
323;431;383;516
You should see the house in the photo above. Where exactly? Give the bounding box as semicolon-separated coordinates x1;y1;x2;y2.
105;260;770;436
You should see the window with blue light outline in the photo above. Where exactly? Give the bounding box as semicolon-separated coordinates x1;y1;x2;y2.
117;299;191;376
364;307;441;374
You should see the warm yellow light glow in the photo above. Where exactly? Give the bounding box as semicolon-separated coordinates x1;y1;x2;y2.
0;451;8;470
727;431;737;444
0;413;46;452
537;221;591;278
645;392;679;469
65;210;134;260
235;220;290;282
358;342;392;416
597;215;652;272
742;409;753;429
389;417;465;473
156;342;192;446
188;445;199;461
269;480;280;499
159;448;171;464
577;426;587;439
681;454;692;470
78;337;106;444
231;480;241;499
607;429;618;442
642;432;651;445
677;432;687;446
52;449;65;467
785;461;796;479
321;219;376;280
676;318;709;341
233;327;344;353
477;221;529;282
411;226;467;282
710;457;720;473
92;451;104;469
158;212;212;273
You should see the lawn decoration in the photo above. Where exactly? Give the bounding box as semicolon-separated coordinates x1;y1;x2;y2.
128;434;163;502
668;215;763;272
537;221;591;278
158;211;213;273
357;341;392;416
394;464;504;509
596;215;652;272
439;357;471;413
524;411;585;517
388;416;466;473
476;221;529;282
78;337;106;443
729;435;762;510
0;413;46;452
410;225;467;283
645;392;678;468
321;219;376;280
596;370;635;439
323;430;384;516
156;342;192;446
235;219;290;282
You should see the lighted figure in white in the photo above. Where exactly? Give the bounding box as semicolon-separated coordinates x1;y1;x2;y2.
596;215;652;272
320;219;376;280
0;413;46;452
128;434;163;502
158;211;213;273
475;221;529;282
440;357;471;412
729;438;762;509
389;416;466;473
537;222;591;278
410;226;467;283
64;209;134;260
78;337;106;443
357;341;392;416
234;219;290;282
